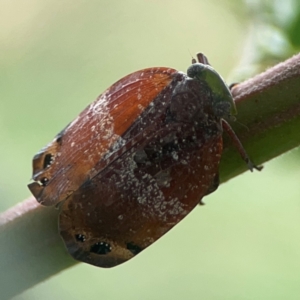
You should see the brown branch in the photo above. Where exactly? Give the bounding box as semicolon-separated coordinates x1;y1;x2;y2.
220;53;300;181
0;198;76;300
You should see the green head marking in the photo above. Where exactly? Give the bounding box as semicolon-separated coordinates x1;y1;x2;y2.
187;63;237;116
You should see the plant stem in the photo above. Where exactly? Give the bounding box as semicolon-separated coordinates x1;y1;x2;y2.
1;53;300;299
0;198;75;300
220;53;300;181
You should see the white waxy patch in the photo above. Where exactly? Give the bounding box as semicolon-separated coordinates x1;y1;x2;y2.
171;151;178;160
113;152;173;220
165;197;187;220
155;170;171;188
137;104;144;111
111;137;126;152
137;196;147;204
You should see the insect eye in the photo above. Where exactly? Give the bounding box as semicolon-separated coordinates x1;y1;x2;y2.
187;63;206;79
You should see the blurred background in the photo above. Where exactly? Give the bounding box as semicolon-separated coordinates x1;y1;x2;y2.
1;0;300;299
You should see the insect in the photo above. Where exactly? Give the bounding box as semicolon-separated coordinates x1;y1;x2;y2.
28;53;261;268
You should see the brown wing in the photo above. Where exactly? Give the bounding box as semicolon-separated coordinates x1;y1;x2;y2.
28;67;178;206
59;135;222;267
59;75;224;268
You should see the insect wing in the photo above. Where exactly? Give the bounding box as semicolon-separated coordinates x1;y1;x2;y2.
59;75;224;268
28;67;178;206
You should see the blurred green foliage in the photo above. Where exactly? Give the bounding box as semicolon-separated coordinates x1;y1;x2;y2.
231;0;300;78
0;0;300;299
